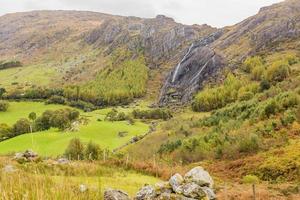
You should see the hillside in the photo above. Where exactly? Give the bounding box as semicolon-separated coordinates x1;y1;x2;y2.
0;0;300;199
0;11;215;103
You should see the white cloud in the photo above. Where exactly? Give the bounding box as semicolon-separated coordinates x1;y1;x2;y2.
0;0;283;27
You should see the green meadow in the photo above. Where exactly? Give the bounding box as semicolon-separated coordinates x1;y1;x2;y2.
0;101;149;156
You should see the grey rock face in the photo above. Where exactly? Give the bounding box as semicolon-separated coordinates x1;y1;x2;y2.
135;185;157;200
104;189;130;200
184;166;214;188
159;32;225;105
169;173;184;194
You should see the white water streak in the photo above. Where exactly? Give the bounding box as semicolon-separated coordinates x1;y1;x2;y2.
172;43;194;83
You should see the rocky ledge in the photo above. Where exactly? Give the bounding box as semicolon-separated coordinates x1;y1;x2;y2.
104;166;216;200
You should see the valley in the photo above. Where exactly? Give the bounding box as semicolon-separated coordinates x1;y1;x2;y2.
0;0;300;199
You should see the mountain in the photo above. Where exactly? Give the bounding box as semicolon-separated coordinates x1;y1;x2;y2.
0;11;215;102
0;0;299;105
159;0;300;105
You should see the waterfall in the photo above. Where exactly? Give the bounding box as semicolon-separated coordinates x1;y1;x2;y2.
172;43;194;83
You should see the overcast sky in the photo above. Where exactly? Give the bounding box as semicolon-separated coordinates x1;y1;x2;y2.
0;0;283;27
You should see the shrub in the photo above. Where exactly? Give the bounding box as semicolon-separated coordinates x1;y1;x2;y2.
260;79;271;91
158;140;182;154
0;123;13;141
296;106;300;123
0;60;22;70
34;109;80;131
266;61;290;83
251;65;265;81
34;110;53;131
192;74;247;112
84;141;102;160
238;134;260;153
280;110;296;127
46;95;66;105
0;88;6;97
132;109;172;120
243;175;260;184
105;109;128;121
238;91;254;101
64;138;85;160
0;101;9;112
243;56;264;73
68;100;96;112
12;118;31;135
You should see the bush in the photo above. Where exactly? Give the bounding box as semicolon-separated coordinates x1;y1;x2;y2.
260;79;271;91
68;100;96;112
0;123;13;141
251;65;265;81
266;61;290;83
64;138;85;160
0;60;22;70
0;101;9;112
192;74;251;112
132;109;172;120
105;109;128;121
12;118;31;136
238;134;260;153
34;110;53;131
158;140;182;154
243;175;260;184
46;95;66;105
84;141;102;160
35;109;80;131
243;56;264;73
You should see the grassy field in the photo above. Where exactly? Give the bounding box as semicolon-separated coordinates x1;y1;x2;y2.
0;64;58;89
0;157;160;199
0;102;149;156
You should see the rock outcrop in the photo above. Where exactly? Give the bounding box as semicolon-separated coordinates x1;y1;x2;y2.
13;150;40;163
159;0;300;105
134;166;216;200
159;31;225;106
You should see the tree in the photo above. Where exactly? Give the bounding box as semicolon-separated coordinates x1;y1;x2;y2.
28;112;37;147
28;112;37;121
12;118;31;136
266;61;290;83
243;175;260;200
84;141;102;160
64;138;85;160
0;101;9;112
0;88;6;97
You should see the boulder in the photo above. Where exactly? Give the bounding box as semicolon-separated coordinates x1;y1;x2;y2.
136;185;157;200
79;184;88;193
181;183;206;199
201;187;216;200
104;189;130;200
2;165;16;173
156;193;197;200
56;158;70;165
154;182;172;195
169;173;184;194
14;150;40;163
184;167;214;188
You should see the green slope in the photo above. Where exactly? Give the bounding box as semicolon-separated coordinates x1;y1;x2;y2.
0;102;149;156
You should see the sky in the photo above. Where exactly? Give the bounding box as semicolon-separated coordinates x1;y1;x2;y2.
0;0;283;27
